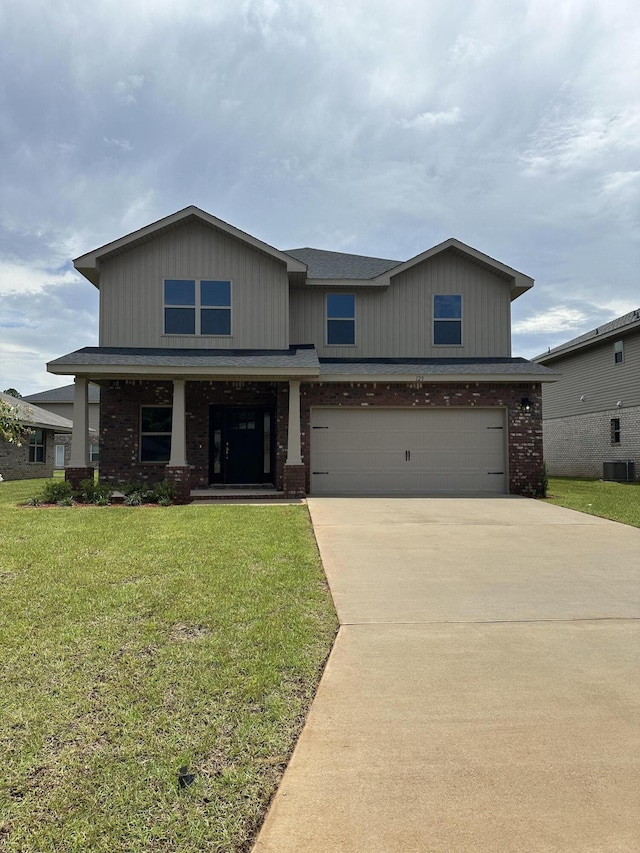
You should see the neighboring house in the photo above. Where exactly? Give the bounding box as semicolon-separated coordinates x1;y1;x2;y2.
0;392;73;480
23;384;100;469
47;206;555;499
534;309;640;480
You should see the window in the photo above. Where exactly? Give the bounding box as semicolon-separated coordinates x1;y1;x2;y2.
611;418;621;445
614;340;624;364
327;294;355;345
433;295;462;345
140;407;172;462
29;429;45;463
164;279;231;336
90;443;100;463
55;444;65;468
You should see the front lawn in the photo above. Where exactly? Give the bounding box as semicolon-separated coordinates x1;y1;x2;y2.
546;476;640;528
0;479;337;852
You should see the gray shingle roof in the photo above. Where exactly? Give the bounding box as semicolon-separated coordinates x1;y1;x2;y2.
24;384;100;404
534;308;640;362
0;392;73;432
49;346;320;369
285;248;401;279
319;358;556;377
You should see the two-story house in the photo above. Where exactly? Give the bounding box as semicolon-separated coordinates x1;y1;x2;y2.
534;309;640;480
47;206;555;499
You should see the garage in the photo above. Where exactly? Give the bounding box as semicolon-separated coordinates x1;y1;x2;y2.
310;407;507;495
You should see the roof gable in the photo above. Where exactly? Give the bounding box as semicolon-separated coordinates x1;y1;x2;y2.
534;308;640;363
377;238;533;299
74;206;307;287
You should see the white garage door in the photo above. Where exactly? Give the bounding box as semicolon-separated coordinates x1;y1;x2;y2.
310;407;507;495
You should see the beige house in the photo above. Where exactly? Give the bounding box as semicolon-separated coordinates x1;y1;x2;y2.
0;392;72;480
534;309;640;480
23;384;100;469
47;206;555;499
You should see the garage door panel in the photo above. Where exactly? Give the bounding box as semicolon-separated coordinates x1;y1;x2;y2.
310;408;506;495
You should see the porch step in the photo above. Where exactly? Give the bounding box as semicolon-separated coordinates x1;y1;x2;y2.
189;487;288;502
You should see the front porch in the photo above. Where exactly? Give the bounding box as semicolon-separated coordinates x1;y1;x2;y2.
62;374;309;501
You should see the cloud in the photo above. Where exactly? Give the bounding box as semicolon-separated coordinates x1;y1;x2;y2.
512;307;589;336
399;108;462;130
114;75;145;105
103;137;134;151
0;261;78;295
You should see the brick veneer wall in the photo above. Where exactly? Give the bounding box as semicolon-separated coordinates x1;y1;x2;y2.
98;378;543;495
299;381;544;496
99;380;284;487
543;406;640;479
0;430;55;481
53;434;100;469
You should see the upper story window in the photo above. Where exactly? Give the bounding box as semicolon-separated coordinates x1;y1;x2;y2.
433;294;462;345
164;279;232;336
326;294;356;345
29;429;45;463
614;340;624;364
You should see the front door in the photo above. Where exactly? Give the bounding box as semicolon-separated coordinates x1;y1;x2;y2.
209;406;275;485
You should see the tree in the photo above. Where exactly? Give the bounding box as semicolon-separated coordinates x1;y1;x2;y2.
0;398;29;445
2;388;22;399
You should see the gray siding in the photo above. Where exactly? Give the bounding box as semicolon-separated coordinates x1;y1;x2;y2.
289;251;512;357
36;401;100;432
100;221;289;349
541;331;640;419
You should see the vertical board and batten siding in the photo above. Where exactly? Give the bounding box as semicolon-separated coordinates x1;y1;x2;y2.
541;332;640;420
289;251;512;357
99;221;289;348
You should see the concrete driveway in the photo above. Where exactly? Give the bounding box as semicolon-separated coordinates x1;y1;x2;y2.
253;498;640;852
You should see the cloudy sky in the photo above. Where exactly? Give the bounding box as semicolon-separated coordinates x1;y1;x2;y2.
1;0;639;394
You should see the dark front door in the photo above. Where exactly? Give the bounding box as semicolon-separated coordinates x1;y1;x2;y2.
209;406;275;485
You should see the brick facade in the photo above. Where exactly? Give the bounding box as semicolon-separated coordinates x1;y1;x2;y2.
543;406;640;480
97;378;543;496
0;430;56;481
99;380;286;488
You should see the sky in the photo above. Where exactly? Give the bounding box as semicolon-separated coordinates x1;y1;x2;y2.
1;0;639;395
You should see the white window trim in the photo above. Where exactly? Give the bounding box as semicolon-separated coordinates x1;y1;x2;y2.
163;278;233;337
326;293;357;347
432;294;463;347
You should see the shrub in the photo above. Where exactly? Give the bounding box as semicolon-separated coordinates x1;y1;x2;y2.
40;480;73;504
120;480;176;505
77;479;113;505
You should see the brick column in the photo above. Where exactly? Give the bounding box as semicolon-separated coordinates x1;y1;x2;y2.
283;464;306;498
65;467;94;489
164;465;191;504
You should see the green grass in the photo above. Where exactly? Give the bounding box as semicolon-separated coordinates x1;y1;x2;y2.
0;479;337;852
546;476;640;528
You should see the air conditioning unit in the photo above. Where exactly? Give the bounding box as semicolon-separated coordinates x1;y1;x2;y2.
603;460;635;482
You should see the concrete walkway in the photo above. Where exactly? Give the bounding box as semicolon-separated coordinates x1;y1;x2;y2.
253;498;640;852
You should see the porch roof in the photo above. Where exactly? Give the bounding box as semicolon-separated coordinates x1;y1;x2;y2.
318;357;558;383
47;346;321;378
